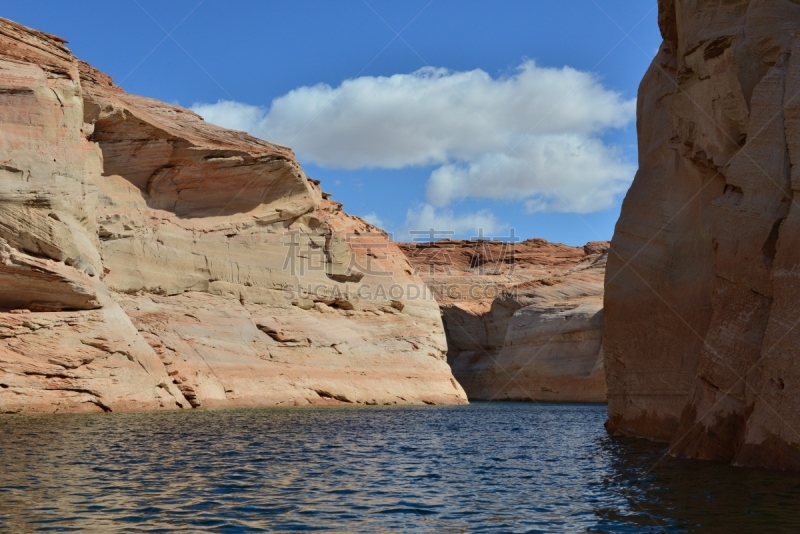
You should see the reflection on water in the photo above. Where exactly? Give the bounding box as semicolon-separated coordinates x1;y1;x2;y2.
1;403;800;532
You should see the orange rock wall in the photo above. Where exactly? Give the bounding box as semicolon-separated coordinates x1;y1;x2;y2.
605;0;800;470
400;239;607;402
0;17;466;413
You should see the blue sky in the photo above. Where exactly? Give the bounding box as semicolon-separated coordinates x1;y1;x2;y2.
4;1;661;245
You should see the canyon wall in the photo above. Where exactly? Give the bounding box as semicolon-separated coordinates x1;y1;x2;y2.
0;18;467;413
605;0;800;470
400;239;607;402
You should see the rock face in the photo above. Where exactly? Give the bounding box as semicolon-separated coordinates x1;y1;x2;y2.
399;239;607;402
605;0;800;470
0;18;467;413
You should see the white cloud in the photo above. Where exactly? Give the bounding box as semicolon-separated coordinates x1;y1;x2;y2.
426;134;634;213
192;60;635;215
360;212;385;229
191;100;266;135
395;204;502;241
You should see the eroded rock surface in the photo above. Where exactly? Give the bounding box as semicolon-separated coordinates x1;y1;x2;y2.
0;18;466;413
400;239;607;402
605;0;800;469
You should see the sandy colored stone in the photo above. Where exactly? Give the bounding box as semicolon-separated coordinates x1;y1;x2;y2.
400;239;607;402
0;17;466;413
605;0;800;469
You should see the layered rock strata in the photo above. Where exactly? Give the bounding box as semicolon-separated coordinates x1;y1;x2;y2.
605;0;800;469
0;18;466;413
399;239;607;402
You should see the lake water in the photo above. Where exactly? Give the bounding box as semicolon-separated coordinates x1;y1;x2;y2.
1;403;800;532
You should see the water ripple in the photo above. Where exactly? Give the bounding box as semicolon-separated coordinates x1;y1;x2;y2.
2;403;800;532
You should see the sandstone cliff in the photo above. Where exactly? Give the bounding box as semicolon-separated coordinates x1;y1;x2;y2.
399;239;607;402
0;18;467;413
605;0;800;470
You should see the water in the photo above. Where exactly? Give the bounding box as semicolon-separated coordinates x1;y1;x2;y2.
1;403;800;533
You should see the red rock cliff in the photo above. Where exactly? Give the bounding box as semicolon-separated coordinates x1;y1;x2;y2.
605;0;800;470
0;18;467;412
400;239;608;402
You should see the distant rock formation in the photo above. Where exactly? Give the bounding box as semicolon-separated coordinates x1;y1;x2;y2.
605;0;800;470
399;239;607;402
0;17;467;413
